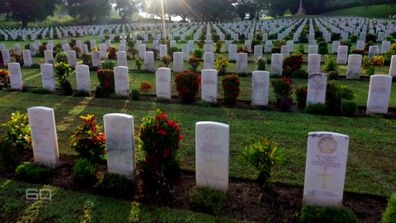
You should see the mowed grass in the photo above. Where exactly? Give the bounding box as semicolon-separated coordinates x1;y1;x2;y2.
0;179;236;223
323;4;396;18
0;91;395;196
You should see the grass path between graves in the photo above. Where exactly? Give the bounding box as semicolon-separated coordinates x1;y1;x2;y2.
0;91;395;196
0;179;238;223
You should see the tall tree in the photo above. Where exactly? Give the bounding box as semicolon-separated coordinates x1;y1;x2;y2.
115;0;144;23
6;0;57;27
67;0;111;23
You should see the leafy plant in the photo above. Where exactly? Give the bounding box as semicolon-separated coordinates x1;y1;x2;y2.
189;187;226;215
271;77;293;111
215;41;222;53
101;60;116;70
131;88;140;100
175;70;200;103
0;69;10;90
295;86;307;108
161;55;171;67
54;62;73;95
70;115;106;162
306;104;327;114
96;69;115;96
341;100;358;117
188;56;201;72
326;82;355;113
283;53;304;76
256;57;266;71
73;158;97;187
382;194;396;223
140;81;153;93
300;205;359;223
215;56;229;75
107;47;117;60
55;51;68;63
242;139;282;188
328;71;339;80
323;55;338;72
96;173;135;198
222;74;240;106
193;50;203;60
135;58;142;71
15;162;53;183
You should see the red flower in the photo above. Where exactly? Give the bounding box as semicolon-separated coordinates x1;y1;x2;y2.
178;134;183;141
157;129;168;136
163;148;171;158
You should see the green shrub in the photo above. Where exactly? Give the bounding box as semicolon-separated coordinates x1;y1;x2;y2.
328;71;339;80
382;194;396;223
15;162;53;183
300;205;359;223
135;58;142;71
295;86;307;108
96;173;134;198
100;60;116;70
341;100;358;117
326;82;355;113
222;74;240;106
291;69;308;79
193;49;203;60
256;57;266;70
73;158;97;187
242;139;282;188
54;51;68;64
168;47;180;59
131;88;140;100
189;187;226;215
323;55;338;72
306;103;327;114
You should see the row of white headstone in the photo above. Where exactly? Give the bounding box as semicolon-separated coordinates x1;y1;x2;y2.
26;105;350;207
7;63;393;114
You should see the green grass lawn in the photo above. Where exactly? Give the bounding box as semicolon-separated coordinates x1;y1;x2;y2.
0;91;395;196
0;179;236;223
323;4;396;18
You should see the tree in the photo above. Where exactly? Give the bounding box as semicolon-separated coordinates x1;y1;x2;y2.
235;0;259;20
6;0;57;27
67;0;111;23
115;0;144;23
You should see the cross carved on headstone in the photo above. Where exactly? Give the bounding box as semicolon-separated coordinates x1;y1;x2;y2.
317;167;333;189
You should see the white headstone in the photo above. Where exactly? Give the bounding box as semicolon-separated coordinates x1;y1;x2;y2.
173;52;184;72
76;64;91;94
195;121;229;191
159;44;168;58
236;53;248;74
114;66;129;97
366;75;392;114
228;44;237;61
201;69;218;103
1;49;10;66
22;50;32;67
390;55;396;76
40;63;55;92
155;67;171;100
103;113;135;178
91;51;101;68
346;54;362;79
308;54;321;74
303;131;349;207
8;62;23;90
307;73;327;106
356;40;365;51
337;46;348;64
66;50;77;68
251;71;269;106
28;106;60;167
116;51;128;67
144;51;155;72
308;45;318;55
254;45;263;60
44;50;54;64
204;52;214;70
271;53;284;76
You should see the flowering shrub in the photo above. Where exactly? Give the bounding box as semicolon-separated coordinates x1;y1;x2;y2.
55;51;68;64
215;41;222;53
140;81;154;93
54;62;73;95
215;56;229;75
188;56;201;72
222;74;240;106
161;55;171;67
0;69;10;90
70;115;106;162
175;70;200;103
96;68;115;96
82;54;92;67
256;57;266;71
352;49;367;55
271;77;293;111
135;58;142;70
283;54;303;74
372;55;385;66
139;111;183;191
295;86;308;108
237;46;249;53
107;47;117;60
